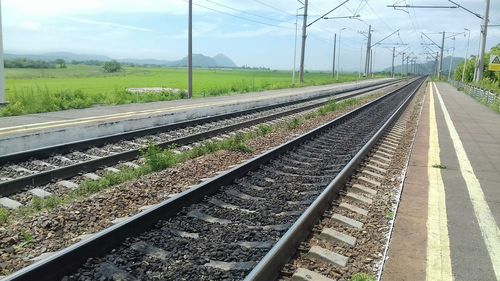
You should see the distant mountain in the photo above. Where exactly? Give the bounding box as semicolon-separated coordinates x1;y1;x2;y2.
4;52;238;68
213;54;237;68
165;54;237;68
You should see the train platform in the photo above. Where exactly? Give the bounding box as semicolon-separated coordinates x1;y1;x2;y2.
0;78;391;155
382;82;500;281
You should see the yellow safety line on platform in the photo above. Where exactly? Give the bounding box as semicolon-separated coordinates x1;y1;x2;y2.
426;82;453;281
434;82;500;280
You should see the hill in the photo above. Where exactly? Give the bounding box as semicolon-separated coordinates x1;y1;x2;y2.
4;52;238;68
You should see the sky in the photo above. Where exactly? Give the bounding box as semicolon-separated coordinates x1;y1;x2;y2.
2;0;500;71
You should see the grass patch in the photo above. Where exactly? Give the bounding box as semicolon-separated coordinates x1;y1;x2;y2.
350;273;376;281
2;65;383;116
432;164;447;169
1;92;379;225
386;210;394;220
18;231;34;248
286;117;304;130
0;208;9;224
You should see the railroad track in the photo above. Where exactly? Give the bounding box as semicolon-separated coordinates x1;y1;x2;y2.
3;77;425;281
0;79;400;200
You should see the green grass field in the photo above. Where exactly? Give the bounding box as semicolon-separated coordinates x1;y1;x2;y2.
2;65;372;116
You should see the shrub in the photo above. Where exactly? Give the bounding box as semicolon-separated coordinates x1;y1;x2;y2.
103;60;122;73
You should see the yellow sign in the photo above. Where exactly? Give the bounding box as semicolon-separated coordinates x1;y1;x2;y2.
489;55;500;71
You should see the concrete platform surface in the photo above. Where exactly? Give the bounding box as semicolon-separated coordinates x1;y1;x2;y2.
0;78;392;155
383;82;500;281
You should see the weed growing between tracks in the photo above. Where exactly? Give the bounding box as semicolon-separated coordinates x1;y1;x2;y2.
350;273;376;281
0;94;381;226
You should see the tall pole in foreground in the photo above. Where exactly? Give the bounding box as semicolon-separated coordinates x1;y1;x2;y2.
391;47;395;78
462;28;471;83
187;0;193;98
475;0;490;82
364;25;372;77
299;0;309;83
438;31;445;79
292;7;303;84
332;33;337;78
0;1;5;105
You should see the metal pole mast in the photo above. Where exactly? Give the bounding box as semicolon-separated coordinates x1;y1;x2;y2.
475;0;490;82
462;29;470;83
391;47;395;77
292;7;300;84
187;0;193;98
401;52;405;77
299;0;308;83
364;25;372;77
370;49;374;77
435;52;439;77
337;29;344;80
359;42;364;78
448;39;455;81
406;56;409;76
0;0;5;105
438;31;445;79
332;33;336;78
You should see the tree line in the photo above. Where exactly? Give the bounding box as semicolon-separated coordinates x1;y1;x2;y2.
454;44;500;93
4;58;123;73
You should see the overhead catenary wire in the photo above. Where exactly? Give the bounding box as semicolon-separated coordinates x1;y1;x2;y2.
203;0;295;24
181;0;295;29
251;0;296;17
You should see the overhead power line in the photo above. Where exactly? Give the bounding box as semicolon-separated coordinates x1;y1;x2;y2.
182;0;295;29
251;0;296;17
203;0;293;24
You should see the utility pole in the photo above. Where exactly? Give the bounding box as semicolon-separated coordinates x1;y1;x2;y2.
391;47;395;78
406;56;410;76
435;52;439;77
462;28;471;83
364;25;372;77
0;0;4;105
401;52;405;77
332;33;336;78
187;0;193;98
438;31;445;79
299;0;308;83
475;0;490;82
370;49;374;77
336;28;346;80
292;6;303;84
448;38;456;81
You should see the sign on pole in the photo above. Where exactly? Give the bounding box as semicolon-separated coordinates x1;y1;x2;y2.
488;55;500;71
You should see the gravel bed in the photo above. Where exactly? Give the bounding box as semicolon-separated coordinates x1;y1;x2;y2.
282;80;426;281
0;83;402;276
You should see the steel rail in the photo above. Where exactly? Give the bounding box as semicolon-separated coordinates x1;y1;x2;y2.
3;77;422;281
244;77;426;281
0;79;400;196
0;79;397;165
